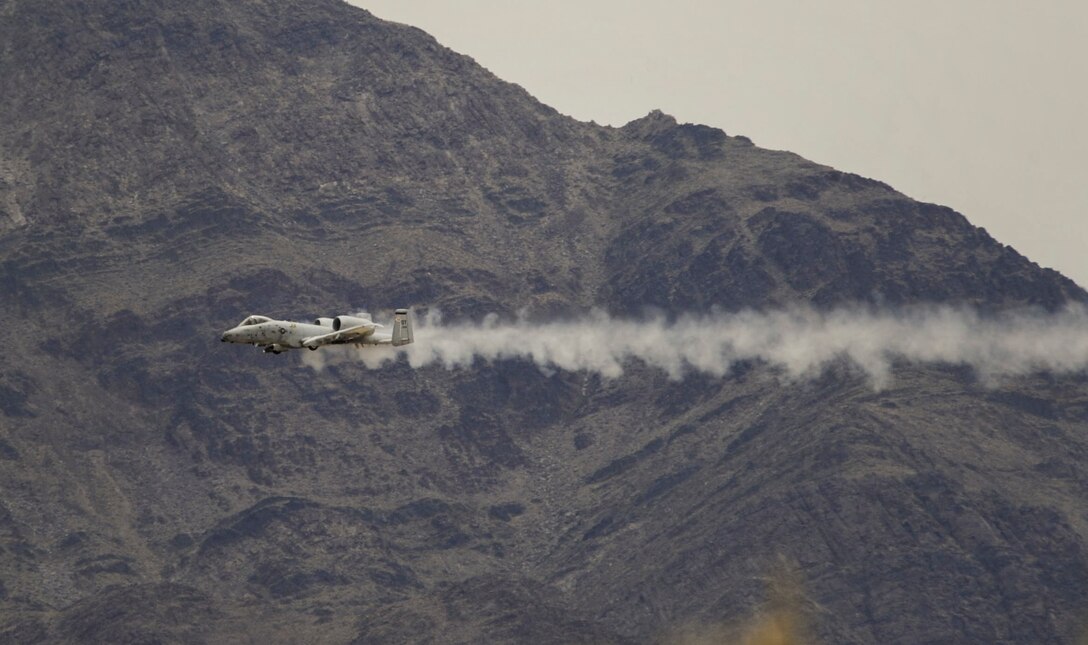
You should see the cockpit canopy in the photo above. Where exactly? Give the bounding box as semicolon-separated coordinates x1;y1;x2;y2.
239;315;272;327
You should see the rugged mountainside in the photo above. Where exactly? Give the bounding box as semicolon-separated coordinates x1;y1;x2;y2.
2;1;1088;643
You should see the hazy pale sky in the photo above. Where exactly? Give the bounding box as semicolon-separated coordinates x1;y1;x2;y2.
354;1;1088;288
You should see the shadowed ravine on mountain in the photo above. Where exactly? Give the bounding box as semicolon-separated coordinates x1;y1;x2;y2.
2;0;1088;643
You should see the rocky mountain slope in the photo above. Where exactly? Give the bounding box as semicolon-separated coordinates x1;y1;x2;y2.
2;0;1088;643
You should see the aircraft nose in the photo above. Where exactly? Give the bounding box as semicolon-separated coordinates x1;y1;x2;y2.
221;332;231;342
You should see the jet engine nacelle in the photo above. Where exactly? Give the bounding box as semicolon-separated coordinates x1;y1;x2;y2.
313;317;334;328
333;315;372;331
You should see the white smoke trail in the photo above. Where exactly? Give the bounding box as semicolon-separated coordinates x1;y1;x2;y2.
301;305;1088;387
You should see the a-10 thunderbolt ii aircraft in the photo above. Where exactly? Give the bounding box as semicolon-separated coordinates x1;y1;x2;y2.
220;309;413;354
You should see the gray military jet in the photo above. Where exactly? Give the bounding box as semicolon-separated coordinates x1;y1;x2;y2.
220;309;413;354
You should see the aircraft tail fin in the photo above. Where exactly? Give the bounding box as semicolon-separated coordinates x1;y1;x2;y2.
391;308;413;346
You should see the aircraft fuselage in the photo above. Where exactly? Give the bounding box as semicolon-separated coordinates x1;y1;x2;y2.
220;311;410;354
222;320;356;349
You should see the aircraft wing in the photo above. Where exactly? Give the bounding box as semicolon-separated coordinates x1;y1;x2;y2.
301;323;378;349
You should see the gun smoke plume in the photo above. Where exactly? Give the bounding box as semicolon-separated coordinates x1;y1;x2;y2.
302;305;1088;387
